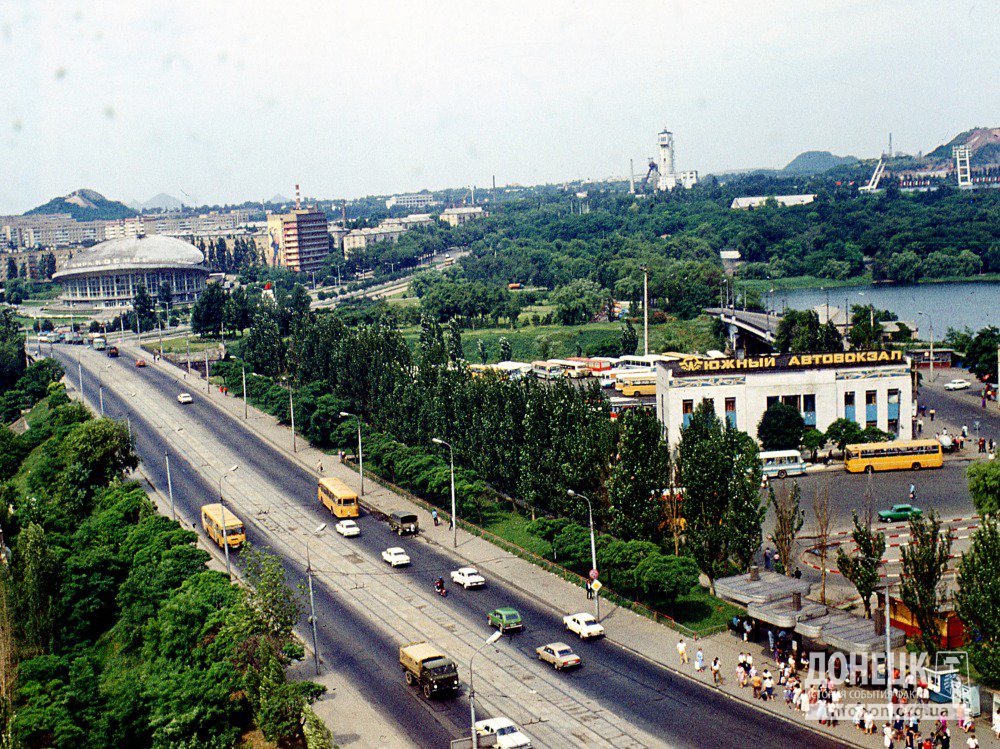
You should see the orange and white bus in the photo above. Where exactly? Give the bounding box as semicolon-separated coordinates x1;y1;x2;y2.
547;359;591;379
318;477;360;518
844;439;943;474
614;371;657;397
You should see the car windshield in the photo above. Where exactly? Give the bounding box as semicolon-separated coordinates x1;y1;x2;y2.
504;613;518;620
557;648;574;657
428;664;456;676
496;726;515;736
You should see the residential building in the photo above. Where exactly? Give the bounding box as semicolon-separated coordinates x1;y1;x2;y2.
439;206;485;227
265;208;330;273
386;193;437;210
730;195;817;210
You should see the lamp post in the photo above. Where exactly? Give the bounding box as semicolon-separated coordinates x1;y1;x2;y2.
469;630;503;749
165;451;175;520
98;364;110;416
218;465;240;579
918;311;934;383
186;335;191;376
242;360;248;420
340;412;364;495
567;489;599;620
287;378;297;452
432;437;458;548
305;523;327;675
640;264;649;357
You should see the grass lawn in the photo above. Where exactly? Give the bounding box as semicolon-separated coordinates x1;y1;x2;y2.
401;317;720;363
149;336;227;355
483;511;552;557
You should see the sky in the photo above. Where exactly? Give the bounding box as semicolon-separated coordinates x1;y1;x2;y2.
1;1;997;213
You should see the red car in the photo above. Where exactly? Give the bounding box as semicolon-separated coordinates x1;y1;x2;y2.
135;359;147;367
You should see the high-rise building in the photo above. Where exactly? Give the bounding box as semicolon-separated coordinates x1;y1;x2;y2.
656;127;698;191
265;208;329;273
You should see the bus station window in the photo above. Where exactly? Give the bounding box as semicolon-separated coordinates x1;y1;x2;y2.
682;399;694;427
844;391;855;421
725;397;736;428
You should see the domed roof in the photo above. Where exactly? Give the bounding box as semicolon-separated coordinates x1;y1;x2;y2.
54;235;206;278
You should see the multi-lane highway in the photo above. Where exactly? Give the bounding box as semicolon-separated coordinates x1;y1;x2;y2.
53;344;846;749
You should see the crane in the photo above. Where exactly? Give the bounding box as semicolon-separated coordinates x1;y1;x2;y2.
639;158;659;192
859;157;886;193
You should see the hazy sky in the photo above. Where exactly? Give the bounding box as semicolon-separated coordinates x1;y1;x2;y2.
2;1;997;213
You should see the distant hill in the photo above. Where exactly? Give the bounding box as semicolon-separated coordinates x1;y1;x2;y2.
782;151;858;175
926;127;1000;166
138;193;185;212
25;188;137;220
269;194;292;205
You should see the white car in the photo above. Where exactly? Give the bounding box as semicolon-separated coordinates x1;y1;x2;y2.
177;393;193;404
563;612;606;639
944;379;971;391
475;717;532;749
450;567;486;589
381;547;410;567
335;519;360;538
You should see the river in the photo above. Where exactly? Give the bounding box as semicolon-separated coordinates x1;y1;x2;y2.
774;281;1000;336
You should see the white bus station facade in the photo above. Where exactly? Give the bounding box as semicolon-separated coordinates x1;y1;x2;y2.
655;350;913;447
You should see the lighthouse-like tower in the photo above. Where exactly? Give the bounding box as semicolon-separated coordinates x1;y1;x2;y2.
656;127;698;191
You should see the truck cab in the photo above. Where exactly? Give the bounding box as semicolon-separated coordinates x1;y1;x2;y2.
389;511;419;536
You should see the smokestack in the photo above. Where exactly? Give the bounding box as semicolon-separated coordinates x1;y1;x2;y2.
471;185;475;205
295;183;301;210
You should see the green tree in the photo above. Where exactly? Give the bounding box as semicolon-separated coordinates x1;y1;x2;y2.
885;251;921;284
476;340;488;365
11;523;58;652
679;401;765;594
606;409;668;541
244;305;285;377
551;279;605;325
446;319;463;363
900;510;953;655
968;460;1000;516
836;511;886;618
0;306;26;392
190;283;226;336
848;305;883;350
757;402;805;450
620;320;638;356
4;258;16;281
824;418;863;451
963;326;1000;381
157;281;172;314
634;553;699;610
132;283;157;332
498;336;512;362
59;418;137;491
769;482;804;576
955;518;1000;685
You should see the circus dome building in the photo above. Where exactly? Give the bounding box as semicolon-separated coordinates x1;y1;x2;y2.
54;235;208;308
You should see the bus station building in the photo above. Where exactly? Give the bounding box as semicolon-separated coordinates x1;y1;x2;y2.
655;350;913;447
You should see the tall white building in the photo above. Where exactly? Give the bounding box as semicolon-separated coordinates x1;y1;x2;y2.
656;127;698;191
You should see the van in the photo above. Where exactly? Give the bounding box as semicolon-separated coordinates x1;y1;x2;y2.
389;511;419;536
759;450;807;479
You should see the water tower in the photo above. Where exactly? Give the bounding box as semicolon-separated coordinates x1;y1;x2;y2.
657;128;675;178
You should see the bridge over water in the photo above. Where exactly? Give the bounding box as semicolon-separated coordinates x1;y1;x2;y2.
704;307;782;356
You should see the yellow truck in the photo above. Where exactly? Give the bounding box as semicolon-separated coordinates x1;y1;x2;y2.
201;503;246;550
399;641;459;699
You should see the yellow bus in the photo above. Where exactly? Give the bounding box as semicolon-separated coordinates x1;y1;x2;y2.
614;372;656;397
844;439;943;474
318;476;360;518
201;503;246;549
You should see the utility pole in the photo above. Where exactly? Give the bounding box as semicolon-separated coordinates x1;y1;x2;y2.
165;451;175;520
242;361;248;419
205;349;210;393
641;265;649;357
288;382;296;452
186;335;192;376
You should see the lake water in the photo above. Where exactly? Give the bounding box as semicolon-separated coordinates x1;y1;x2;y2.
775;282;1000;335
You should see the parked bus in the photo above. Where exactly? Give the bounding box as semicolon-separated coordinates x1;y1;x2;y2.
547;359;590;379
532;361;565;380
608;396;647;420
201;503;246;549
844;439;943;474
614;371;656;397
318;476;360;518
760;450;808;480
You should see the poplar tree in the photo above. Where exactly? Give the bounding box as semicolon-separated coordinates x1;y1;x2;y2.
900;510;952;655
955;518;1000;684
836;511;886;618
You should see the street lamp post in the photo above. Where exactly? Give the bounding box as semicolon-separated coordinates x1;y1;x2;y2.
218;465;240;579
165;451;175;520
640;264;649;357
918;311;935;383
305;523;326;675
242;361;248;420
567;490;599;619
340;412;364;495
433;438;458;548
469;631;502;749
288;381;296;452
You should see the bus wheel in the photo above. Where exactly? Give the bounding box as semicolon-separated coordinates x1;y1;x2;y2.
912;463;921;470
777;470;787;479
865;465;875;474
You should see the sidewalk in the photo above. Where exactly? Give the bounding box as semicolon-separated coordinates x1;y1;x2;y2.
143;349;995;749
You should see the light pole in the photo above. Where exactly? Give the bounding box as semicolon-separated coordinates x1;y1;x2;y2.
242;360;248;419
918;311;935;383
186;335;191;376
218;464;240;579
469;630;502;749
77;347;84;400
165;451;175;520
288;380;296;452
305;523;326;675
340;412;364;495
205;349;210;393
432;437;458;548
567;490;599;619
640;264;649;357
98;364;111;416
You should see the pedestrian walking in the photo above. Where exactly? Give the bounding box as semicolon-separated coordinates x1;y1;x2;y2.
316;460;323;473
963;425;969;438
751;672;763;699
586;580;593;600
711;657;722;686
695;648;705;672
930;408;936;421
884;722;894;749
917;418;924;435
432;509;439;526
677;638;689;665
